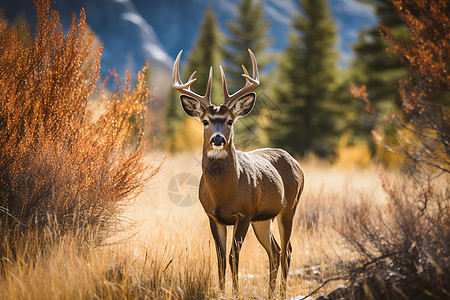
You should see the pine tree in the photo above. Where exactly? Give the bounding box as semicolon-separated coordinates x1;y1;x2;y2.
270;0;338;156
352;0;408;113
164;8;223;151
348;0;410;163
223;0;271;148
223;0;270;92
184;8;223;103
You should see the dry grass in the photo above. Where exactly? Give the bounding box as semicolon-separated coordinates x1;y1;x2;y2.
0;151;395;299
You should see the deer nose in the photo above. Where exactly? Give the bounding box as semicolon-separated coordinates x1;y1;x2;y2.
210;135;226;147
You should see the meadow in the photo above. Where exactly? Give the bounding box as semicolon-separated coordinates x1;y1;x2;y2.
0;151;395;299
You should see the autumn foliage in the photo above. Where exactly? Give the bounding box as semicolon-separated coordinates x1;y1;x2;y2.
352;0;450;172
0;0;158;250
344;0;450;298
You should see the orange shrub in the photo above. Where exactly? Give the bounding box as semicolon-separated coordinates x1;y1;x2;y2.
0;0;159;249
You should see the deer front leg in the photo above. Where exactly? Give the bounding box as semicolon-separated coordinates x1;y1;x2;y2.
229;215;251;295
208;216;227;291
252;220;281;298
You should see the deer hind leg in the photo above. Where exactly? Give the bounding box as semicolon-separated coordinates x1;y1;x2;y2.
229;216;251;296
277;212;294;299
252;220;281;298
208;217;227;292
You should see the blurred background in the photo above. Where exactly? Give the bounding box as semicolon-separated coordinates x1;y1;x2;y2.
0;0;407;166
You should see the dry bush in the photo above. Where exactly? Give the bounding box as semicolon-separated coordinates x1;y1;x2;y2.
0;0;159;256
338;172;449;299
352;0;450;174
341;1;450;298
378;0;450;174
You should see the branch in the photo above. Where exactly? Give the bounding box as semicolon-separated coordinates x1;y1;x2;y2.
299;275;350;300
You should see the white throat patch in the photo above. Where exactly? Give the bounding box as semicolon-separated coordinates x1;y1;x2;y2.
207;149;228;159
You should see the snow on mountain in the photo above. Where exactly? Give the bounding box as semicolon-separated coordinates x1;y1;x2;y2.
131;0;377;66
1;0;377;77
0;0;172;78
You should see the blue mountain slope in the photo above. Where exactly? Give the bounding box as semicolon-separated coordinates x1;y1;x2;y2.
0;0;377;78
131;0;377;65
0;0;172;78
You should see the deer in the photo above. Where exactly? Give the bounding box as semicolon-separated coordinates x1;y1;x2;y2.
171;49;304;299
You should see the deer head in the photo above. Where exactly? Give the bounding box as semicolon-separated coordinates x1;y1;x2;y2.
172;49;260;157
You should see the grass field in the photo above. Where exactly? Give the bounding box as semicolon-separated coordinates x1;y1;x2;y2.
0;151;394;299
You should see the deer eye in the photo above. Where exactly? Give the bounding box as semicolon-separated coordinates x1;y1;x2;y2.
227;120;233;126
203;120;209;126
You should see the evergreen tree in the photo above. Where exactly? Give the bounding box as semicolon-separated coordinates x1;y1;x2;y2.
223;0;270;92
164;8;223;151
184;8;223;103
269;0;338;156
347;0;410;162
223;0;271;148
352;0;408;113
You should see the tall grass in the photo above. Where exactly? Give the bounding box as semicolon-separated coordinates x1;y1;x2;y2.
5;149;442;299
0;218;213;300
0;151;388;299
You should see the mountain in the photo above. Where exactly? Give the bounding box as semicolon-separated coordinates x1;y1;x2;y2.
0;0;172;79
0;0;377;88
131;0;377;66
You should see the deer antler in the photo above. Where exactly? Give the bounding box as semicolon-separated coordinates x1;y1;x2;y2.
220;49;260;107
172;50;212;108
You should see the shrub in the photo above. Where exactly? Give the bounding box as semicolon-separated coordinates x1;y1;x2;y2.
0;0;159;254
343;0;450;298
351;0;450;174
338;172;449;299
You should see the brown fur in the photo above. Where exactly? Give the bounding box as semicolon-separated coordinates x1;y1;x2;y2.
173;49;304;297
196;104;304;298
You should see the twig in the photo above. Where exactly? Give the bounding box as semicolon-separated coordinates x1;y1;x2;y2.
299;275;349;300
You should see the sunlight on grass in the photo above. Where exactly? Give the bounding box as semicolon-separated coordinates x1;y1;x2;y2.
0;152;392;299
122;152;387;298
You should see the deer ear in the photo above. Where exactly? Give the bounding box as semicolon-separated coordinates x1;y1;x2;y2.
180;95;205;120
231;92;256;118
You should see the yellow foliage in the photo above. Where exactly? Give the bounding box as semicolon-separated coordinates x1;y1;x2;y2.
375;143;404;168
334;134;372;168
172;117;204;151
372;126;406;168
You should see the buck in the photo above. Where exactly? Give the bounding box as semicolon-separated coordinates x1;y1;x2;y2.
172;49;304;298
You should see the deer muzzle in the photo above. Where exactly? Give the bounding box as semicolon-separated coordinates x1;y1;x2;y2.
210;135;226;148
